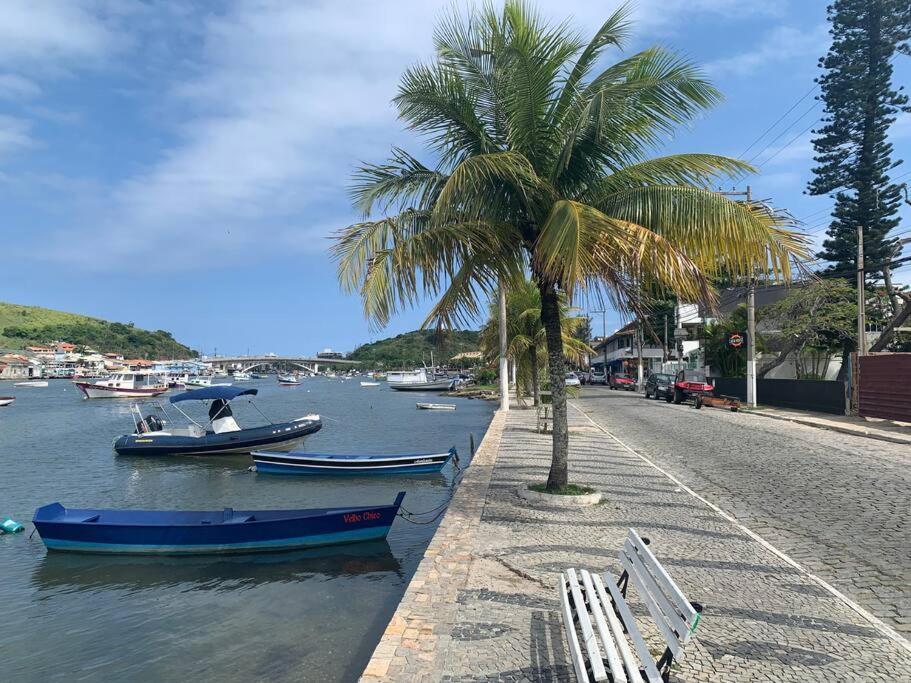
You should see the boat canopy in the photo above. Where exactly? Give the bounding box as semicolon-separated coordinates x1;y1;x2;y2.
169;386;258;404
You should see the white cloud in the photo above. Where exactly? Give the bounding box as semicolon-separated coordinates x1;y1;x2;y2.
0;115;34;157
705;23;829;77
0;74;40;100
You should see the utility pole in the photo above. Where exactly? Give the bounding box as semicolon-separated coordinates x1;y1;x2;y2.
498;285;509;412
857;222;866;356
592;309;607;373
721;186;758;406
663;314;668;364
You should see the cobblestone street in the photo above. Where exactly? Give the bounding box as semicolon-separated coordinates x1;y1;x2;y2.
361;396;911;682
574;387;911;635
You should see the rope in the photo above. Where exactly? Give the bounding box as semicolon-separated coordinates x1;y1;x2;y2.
396;448;468;524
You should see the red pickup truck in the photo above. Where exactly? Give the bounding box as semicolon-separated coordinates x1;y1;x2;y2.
609;372;636;391
665;369;714;404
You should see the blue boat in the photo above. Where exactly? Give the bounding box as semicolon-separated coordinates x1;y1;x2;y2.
113;386;321;456
251;448;457;476
32;492;405;555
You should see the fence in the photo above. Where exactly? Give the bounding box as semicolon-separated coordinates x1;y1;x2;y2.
712;377;846;415
858;353;911;422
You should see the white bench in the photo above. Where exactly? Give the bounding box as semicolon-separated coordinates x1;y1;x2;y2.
559;529;703;682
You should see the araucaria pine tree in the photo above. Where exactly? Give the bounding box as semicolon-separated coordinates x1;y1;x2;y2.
808;0;910;287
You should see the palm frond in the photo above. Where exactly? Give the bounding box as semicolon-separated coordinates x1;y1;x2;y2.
586;154;755;197
350;148;446;216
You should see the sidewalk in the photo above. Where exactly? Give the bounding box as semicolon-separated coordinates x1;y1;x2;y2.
749;406;911;445
360;404;911;682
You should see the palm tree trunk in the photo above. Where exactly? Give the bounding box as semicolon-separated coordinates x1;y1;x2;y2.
529;349;540;406
538;280;568;490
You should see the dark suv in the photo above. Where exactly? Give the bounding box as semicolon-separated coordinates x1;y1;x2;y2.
609;372;636;391
644;372;674;400
666;369;714;404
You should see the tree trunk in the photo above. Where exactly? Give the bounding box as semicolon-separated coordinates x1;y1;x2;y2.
538;280;568;490
529;349;540;407
869;292;911;352
757;335;802;379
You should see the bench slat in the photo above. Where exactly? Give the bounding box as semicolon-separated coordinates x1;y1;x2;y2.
580;569;627;683
567;569;608;681
628;529;698;629
590;571;638;682
620;549;684;659
602;572;664;683
560;575;591;683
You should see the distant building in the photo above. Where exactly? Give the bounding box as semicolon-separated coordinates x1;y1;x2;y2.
591;322;667;376
316;348;344;360
0;354;33;380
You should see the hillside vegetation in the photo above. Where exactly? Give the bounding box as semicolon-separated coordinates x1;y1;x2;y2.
0;302;196;359
348;329;479;367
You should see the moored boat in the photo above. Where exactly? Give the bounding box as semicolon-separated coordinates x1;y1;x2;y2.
416;402;456;410
113;385;321;456
184;376;231;389
277;374;300;385
251;449;456;476
73;372;167;399
232;372;252;381
386;368;454;391
0;396;15;407
14;380;48;388
32;492;406;555
360;381;380;387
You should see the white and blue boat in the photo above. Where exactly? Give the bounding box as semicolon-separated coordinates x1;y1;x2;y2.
32;492;405;555
113;385;321;456
251;448;457;476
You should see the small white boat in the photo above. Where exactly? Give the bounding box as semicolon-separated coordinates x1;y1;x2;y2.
277;374;300;385
387;369;454;392
184;377;232;389
360;381;380;387
0;396;15;407
73;372;168;399
14;380;48;388
232;372;252;381
416;403;456;410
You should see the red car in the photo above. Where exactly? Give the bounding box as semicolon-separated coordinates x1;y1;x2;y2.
666;369;714;404
609;372;636;391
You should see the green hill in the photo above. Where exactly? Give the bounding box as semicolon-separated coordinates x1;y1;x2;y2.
349;329;479;367
0;302;197;359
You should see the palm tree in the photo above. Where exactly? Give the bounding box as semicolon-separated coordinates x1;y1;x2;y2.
479;279;591;405
332;1;808;491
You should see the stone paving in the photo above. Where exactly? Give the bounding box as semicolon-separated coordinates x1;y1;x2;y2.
360;400;911;682
575;388;911;636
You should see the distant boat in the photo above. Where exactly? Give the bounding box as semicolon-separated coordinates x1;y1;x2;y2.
184;377;232;389
277;374;300;385
416;403;456;410
360;381;380;387
0;396;15;407
113;385;321;456
387;369;453;391
73;373;166;399
14;380;48;388
32;492;405;555
252;450;456;476
232;372;252;381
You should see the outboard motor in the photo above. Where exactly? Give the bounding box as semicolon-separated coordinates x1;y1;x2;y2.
136;415;163;434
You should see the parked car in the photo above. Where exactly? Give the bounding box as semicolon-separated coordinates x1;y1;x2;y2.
644;372;674;400
666;369;715;404
609;372;636;391
589;368;607;385
565;372;581;387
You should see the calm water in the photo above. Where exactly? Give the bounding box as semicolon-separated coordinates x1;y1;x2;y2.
0;377;493;682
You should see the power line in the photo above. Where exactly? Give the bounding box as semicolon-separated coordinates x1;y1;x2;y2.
755;116;821;169
737;83;819;160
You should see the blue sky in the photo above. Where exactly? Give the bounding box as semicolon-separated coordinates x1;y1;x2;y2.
0;0;908;354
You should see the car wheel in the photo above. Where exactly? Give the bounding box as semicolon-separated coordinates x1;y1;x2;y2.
665;391;673;403
644;389;651;399
673;388;683;404
694;395;703;409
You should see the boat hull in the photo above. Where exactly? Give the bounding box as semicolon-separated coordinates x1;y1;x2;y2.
252;449;455;476
387;379;453;391
0;397;14;407
33;494;405;555
114;417;322;456
73;381;168;399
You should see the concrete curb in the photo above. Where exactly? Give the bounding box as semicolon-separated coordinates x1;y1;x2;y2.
515;485;602;506
749;410;911;446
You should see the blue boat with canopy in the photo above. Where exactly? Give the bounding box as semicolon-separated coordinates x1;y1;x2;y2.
251;448;457;476
32;492;405;555
113;386;321;457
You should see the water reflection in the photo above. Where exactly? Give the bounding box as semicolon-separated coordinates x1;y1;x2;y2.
32;541;403;594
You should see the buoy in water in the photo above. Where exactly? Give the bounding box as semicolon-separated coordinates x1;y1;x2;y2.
1;518;24;534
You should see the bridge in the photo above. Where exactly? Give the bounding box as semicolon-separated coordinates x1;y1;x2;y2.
204;355;360;374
